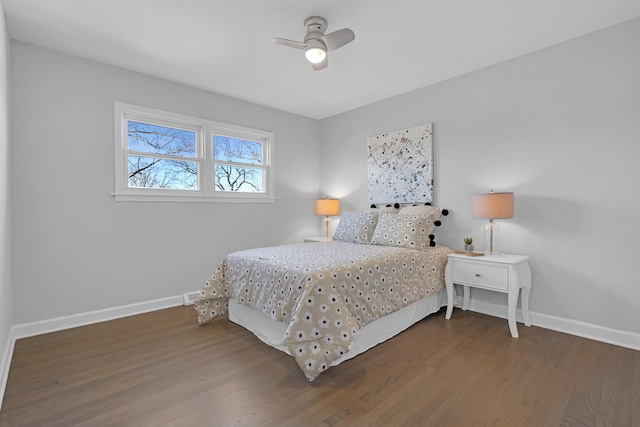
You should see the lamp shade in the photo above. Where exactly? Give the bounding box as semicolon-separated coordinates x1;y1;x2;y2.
316;198;340;216
471;192;514;220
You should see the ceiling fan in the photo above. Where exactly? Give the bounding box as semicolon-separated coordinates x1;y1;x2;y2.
272;16;355;71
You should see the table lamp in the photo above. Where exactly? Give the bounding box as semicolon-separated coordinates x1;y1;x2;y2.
471;190;514;255
316;198;340;238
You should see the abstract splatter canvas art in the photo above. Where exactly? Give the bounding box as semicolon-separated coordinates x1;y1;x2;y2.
367;123;434;204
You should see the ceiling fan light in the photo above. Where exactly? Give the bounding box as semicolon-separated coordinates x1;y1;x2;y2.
305;46;326;64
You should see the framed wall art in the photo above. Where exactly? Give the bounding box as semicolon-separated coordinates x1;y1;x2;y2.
367;123;434;204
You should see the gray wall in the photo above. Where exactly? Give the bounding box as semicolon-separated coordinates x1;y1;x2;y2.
10;41;321;324
320;19;640;334
0;0;12;360
7;18;640;338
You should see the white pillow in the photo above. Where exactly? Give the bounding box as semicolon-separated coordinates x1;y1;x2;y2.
333;211;379;244
370;212;437;250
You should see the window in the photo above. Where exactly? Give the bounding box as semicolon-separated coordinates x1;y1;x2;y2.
213;135;265;192
114;102;274;202
127;120;199;191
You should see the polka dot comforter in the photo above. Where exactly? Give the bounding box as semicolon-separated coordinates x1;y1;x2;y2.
195;241;452;381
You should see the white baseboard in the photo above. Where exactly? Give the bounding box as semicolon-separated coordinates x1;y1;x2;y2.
462;298;640;351
12;295;184;340
0;327;16;412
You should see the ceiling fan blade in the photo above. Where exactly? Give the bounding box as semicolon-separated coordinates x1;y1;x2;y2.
323;28;355;52
272;37;307;50
311;56;328;71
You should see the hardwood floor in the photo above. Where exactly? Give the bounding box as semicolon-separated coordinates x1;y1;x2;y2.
1;306;638;426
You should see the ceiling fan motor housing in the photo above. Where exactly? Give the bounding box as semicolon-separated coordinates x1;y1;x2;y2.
304;16;327;47
304;16;327;33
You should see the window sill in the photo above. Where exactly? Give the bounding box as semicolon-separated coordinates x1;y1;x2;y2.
111;192;276;203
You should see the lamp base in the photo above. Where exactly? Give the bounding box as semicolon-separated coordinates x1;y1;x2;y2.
483;221;500;255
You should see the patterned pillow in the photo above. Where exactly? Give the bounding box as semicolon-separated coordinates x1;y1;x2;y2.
370;212;437;250
398;205;441;220
333;211;380;244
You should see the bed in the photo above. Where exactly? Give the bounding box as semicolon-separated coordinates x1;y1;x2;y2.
194;205;453;381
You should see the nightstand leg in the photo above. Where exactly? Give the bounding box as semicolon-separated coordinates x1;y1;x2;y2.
445;284;456;319
462;285;470;310
445;262;455;319
521;284;531;327
508;289;519;338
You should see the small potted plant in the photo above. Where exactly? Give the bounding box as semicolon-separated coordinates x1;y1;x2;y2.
464;237;474;252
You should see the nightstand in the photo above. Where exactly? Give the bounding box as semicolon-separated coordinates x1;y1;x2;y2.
303;236;332;243
444;253;531;338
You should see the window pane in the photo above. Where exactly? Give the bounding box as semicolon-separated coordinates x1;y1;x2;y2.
214;164;263;192
214;135;263;165
128;156;198;190
128;121;196;157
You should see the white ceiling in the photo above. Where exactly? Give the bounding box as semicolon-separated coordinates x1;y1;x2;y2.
4;0;640;119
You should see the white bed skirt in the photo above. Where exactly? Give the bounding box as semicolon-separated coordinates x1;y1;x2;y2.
228;289;448;367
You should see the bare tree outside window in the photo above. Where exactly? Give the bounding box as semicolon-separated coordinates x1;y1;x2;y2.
213;135;264;192
127;121;198;190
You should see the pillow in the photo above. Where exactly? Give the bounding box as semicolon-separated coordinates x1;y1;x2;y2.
398;205;441;220
333;211;379;244
370;212;437;250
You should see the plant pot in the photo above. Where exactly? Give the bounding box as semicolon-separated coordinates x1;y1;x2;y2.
464;244;474;252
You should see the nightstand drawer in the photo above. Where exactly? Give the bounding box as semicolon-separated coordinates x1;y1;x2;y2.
452;262;508;291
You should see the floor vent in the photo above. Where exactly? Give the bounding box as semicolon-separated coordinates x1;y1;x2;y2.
183;291;199;306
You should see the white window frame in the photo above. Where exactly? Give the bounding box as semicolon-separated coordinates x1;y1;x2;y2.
113;102;275;203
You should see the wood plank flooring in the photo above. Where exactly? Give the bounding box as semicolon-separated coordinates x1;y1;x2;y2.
1;306;638;426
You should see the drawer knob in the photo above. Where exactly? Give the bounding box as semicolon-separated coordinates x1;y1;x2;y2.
475;273;480;277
